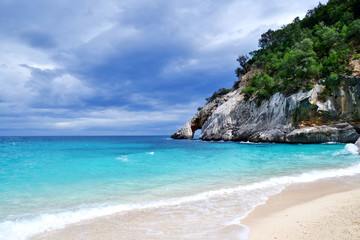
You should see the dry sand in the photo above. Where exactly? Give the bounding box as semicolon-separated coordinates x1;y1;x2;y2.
243;177;360;240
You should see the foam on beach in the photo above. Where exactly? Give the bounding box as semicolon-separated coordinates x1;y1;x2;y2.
3;159;360;240
2;137;360;240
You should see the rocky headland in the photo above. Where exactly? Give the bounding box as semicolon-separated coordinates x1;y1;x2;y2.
172;0;360;144
172;71;360;143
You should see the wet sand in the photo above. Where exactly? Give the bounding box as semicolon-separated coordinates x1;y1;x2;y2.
31;176;360;240
31;205;249;240
31;191;252;240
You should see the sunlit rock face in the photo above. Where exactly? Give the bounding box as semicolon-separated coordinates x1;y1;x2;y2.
355;137;360;154
172;76;360;143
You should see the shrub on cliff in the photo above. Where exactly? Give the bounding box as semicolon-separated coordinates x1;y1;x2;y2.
206;88;231;102
241;73;277;101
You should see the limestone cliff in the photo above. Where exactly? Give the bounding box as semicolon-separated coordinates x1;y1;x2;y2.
172;75;360;143
170;96;228;139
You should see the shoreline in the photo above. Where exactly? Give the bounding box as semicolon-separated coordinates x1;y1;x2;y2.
242;175;360;240
30;174;360;240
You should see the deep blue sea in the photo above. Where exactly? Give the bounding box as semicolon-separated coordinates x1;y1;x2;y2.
1;136;360;240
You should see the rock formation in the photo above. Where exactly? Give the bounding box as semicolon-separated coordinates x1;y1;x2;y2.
172;75;360;143
355;137;360;154
171;96;228;139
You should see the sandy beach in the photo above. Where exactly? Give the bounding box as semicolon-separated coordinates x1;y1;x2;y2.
30;175;360;240
243;177;360;240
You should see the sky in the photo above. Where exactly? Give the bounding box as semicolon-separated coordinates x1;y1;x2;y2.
0;0;327;136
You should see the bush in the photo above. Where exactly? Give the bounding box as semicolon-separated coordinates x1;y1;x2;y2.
241;73;278;101
205;88;231;102
306;83;315;90
347;19;360;40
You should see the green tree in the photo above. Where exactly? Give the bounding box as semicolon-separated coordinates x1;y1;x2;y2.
235;55;250;77
277;38;321;94
313;23;340;58
347;19;360;41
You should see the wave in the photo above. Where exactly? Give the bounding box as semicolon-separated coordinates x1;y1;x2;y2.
238;141;274;145
332;143;359;156
115;155;128;162
2;156;360;240
321;141;340;145
345;143;359;154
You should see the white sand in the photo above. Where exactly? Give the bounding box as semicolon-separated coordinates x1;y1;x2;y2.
243;179;360;240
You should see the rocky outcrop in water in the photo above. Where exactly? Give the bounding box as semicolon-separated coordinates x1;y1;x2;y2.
172;76;360;143
171;97;228;139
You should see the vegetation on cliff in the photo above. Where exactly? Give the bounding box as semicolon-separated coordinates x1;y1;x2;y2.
235;0;360;102
205;88;231;102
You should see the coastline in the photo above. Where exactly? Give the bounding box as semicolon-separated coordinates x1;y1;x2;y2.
242;176;360;240
30;174;360;240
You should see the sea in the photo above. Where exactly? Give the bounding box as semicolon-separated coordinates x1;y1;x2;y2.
1;136;360;240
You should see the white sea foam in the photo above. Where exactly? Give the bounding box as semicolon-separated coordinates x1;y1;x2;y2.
2;157;360;240
116;155;128;162
321;141;340;145
146;152;155;155
238;141;272;145
332;143;359;156
345;143;359;154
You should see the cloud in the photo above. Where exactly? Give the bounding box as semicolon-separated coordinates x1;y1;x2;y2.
0;0;327;135
53;108;185;129
0;102;201;135
21;31;57;49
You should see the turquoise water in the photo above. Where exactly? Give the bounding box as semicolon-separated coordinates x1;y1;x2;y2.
1;136;360;239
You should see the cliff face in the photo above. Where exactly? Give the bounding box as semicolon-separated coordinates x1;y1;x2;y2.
171;94;229;139
172;76;360;143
